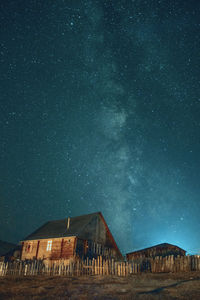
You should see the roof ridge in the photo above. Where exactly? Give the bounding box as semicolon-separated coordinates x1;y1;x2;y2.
45;211;101;223
21;212;102;241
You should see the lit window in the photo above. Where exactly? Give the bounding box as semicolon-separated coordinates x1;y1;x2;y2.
25;243;32;253
46;240;52;251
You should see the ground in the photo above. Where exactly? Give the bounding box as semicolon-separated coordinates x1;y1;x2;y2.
0;272;200;299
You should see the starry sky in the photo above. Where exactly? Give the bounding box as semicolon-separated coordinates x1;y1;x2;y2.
1;0;200;255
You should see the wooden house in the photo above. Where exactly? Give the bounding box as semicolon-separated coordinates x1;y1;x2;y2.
126;243;186;261
21;212;122;263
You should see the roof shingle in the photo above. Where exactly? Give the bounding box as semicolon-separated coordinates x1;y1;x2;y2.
23;212;100;241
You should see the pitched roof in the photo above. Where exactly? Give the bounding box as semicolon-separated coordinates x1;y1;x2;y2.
127;243;186;255
23;212;101;241
23;212;122;258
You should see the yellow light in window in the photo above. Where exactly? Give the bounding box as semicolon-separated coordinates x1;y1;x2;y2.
47;240;52;251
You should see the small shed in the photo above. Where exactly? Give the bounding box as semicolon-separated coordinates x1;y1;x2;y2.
126;243;186;261
0;240;21;262
21;212;122;263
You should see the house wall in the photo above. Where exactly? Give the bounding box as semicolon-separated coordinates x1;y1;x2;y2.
21;237;76;261
21;240;38;260
75;238;118;259
51;237;76;260
21;236;118;262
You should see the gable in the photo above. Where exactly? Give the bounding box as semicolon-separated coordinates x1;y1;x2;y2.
79;213;122;258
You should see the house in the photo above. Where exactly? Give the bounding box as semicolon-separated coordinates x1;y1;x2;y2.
21;212;122;263
0;240;21;262
126;243;186;261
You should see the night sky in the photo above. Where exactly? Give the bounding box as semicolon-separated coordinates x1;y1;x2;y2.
1;0;200;255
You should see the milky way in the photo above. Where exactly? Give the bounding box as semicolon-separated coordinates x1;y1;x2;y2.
0;0;200;255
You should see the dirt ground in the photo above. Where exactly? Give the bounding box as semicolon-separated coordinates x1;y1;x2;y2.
0;272;200;299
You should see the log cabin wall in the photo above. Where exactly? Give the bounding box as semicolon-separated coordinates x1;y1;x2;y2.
21;236;118;262
59;237;76;259
21;240;38;260
21;237;76;261
75;238;117;259
126;245;186;261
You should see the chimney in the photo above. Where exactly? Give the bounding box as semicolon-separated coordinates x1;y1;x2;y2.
67;217;70;230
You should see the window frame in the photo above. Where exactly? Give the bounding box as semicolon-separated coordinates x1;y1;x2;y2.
25;242;32;253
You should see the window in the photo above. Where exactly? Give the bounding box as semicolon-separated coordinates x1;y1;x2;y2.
84;240;88;254
25;243;32;253
46;240;52;251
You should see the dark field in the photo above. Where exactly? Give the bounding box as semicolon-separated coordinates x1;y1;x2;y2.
0;272;200;299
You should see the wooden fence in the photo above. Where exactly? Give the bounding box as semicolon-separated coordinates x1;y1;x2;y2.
0;255;200;277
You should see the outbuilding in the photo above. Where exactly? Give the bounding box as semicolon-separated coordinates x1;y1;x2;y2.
0;240;21;262
126;243;186;261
